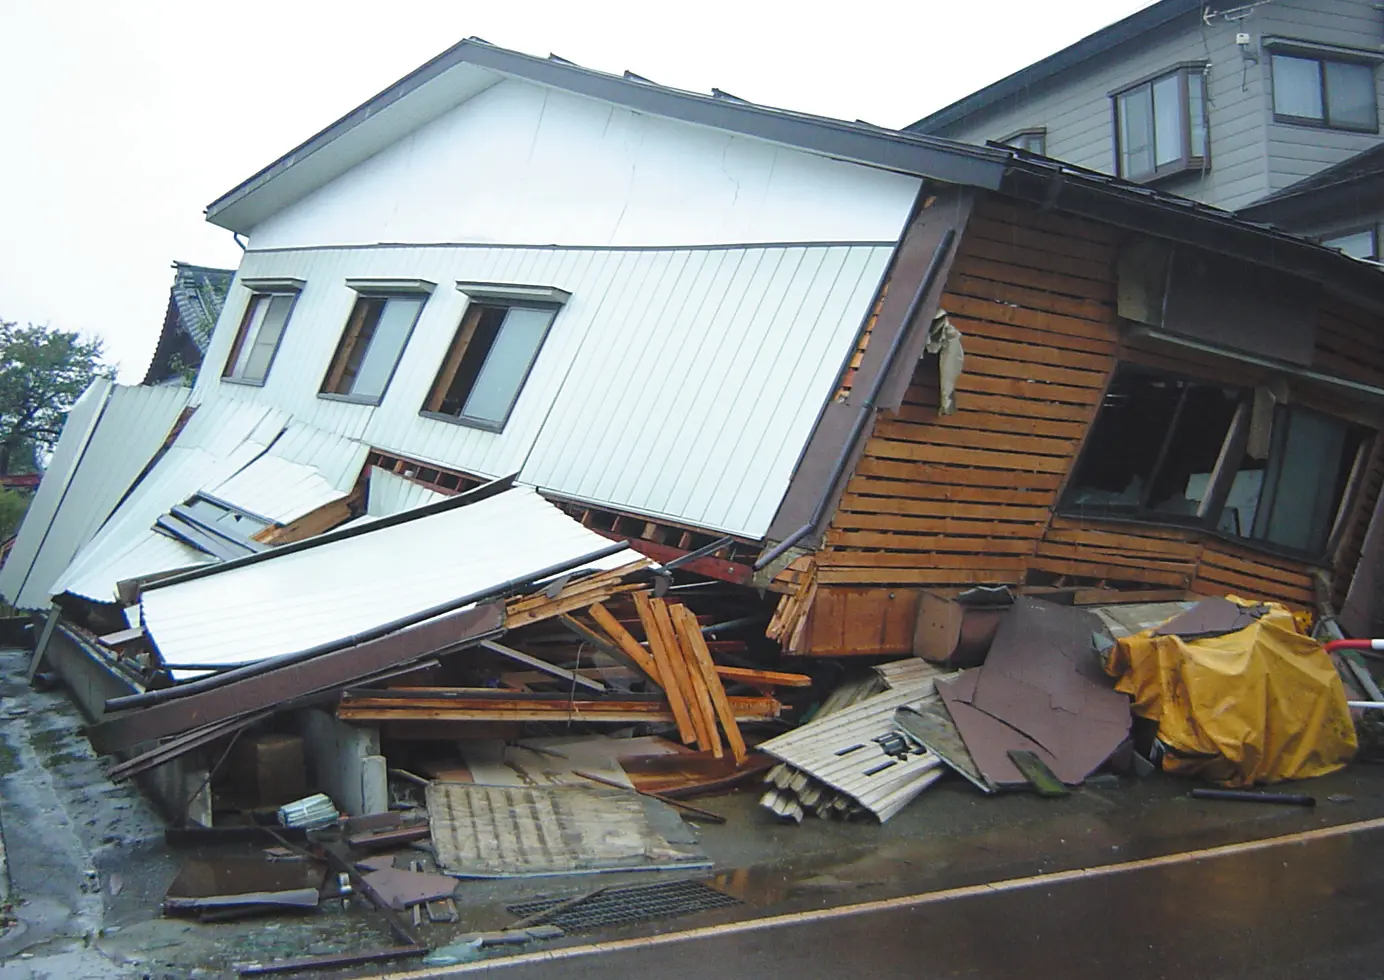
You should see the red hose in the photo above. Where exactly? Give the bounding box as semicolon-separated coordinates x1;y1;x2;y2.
1325;639;1384;652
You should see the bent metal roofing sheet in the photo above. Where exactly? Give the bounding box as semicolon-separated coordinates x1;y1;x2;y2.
139;485;642;678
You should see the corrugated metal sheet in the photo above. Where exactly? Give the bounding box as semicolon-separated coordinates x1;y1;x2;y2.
366;466;446;516
191;241;891;537
758;673;947;822
51;399;289;602
0;379;112;607
0;383;192;609
875;657;942;690
139;486;641;677
208;422;368;523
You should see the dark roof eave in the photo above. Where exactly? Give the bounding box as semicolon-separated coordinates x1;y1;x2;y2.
907;0;1201;134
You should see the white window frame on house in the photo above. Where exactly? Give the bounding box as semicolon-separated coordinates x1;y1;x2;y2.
1270;49;1378;133
319;279;434;406
222;278;304;386
1002;128;1047;155
1321;227;1379;261
421;283;570;432
1111;64;1209;182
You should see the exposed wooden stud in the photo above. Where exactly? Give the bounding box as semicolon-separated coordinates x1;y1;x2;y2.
632;591;696;745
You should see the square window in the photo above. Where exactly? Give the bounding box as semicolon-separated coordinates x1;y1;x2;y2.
320;294;426;403
1273;52;1377;131
224;293;296;384
1002;129;1046;155
1322;228;1378;260
424;301;558;429
1113;67;1209;181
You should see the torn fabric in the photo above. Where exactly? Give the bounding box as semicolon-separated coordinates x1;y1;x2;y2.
925;308;964;415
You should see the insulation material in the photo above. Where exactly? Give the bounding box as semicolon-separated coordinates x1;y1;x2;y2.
924;308;963;416
1104;596;1357;786
425;783;709;877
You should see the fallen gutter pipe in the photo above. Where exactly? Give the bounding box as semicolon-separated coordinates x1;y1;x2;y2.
755;227;957;572
105;540;632;713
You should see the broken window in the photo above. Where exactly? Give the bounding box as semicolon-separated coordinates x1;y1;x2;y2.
1064;365;1369;557
423;301;558;429
321;294;426;404
224;293;296;384
155;493;271;560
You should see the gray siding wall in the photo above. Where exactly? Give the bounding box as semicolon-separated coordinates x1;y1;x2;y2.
932;0;1384;212
1257;0;1384;193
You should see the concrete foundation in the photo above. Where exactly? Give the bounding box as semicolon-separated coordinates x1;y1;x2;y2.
298;707;387;815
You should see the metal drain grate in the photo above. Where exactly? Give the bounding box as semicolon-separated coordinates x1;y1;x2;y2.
506;879;741;931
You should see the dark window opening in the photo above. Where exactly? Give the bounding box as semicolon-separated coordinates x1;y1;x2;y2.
1064;365;1370;558
321;294;425;403
424;301;558;429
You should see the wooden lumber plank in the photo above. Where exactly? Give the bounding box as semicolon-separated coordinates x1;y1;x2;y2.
673;604;748;765
816;566;1021;585
830;512;1047;537
1042;527;1203;559
854;457;1065;490
1197;547;1317;589
836;493;1051;523
903;389;1096;423
960;237;1111;283
891;403;1088;439
963;353;1109;389
1026;556;1191;588
632;591;696;745
337;695;781;724
820;550;1032;569
955;372;1106;407
948;253;1116;302
825;530;1039;552
865;439;1072;473
965;214;1117;265
713;666;812;688
504;562;648;615
973;198;1124;245
587;601;662;687
943;276;1114;327
871;418;1078;457
843;477;1055;507
962;334;1112;373
1034;542;1197;573
651;598;715;753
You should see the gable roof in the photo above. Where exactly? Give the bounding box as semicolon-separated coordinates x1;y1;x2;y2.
204;38;1384;312
906;0;1202;134
169;262;235;352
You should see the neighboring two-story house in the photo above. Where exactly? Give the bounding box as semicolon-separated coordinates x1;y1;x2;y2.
909;0;1384;257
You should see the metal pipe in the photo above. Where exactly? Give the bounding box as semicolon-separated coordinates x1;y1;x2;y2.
104;540;630;712
1189;787;1316;807
661;535;736;572
754;227;957;571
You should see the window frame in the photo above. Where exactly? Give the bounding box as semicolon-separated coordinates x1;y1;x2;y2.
420;297;562;433
318;280;433;407
1110;64;1210;182
1001;128;1047;155
1270;51;1378;133
221;284;302;387
1058;364;1372;563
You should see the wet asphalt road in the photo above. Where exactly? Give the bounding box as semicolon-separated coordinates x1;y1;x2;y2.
418;823;1384;980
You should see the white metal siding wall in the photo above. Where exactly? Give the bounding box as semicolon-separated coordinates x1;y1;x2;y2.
245;79;922;251
191;241;892;538
934;15;1272;210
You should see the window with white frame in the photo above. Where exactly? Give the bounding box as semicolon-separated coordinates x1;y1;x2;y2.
1113;66;1208;181
1272;53;1376;132
1003;129;1047;155
1322;228;1378;260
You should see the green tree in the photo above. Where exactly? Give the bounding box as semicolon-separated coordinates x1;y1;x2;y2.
0;320;112;475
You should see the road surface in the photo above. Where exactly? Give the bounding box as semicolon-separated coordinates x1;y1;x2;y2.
385;818;1384;980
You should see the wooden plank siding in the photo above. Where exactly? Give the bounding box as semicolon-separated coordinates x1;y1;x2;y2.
794;194;1384;654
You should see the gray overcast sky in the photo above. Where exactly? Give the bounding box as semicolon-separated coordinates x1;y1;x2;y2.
0;0;1150;382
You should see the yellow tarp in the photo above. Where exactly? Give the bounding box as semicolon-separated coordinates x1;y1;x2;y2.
1102;597;1356;786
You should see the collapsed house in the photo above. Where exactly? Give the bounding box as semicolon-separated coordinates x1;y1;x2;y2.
7;39;1384;827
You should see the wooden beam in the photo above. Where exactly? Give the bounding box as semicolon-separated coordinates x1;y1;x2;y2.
649;597;713;752
337;693;781;724
587;602;662;686
633;591;696;745
479;639;605;694
673;604;748;765
713;666;813;689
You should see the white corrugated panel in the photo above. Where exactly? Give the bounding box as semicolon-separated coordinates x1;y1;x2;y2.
367;466;446;516
192;241;892;539
758;678;947;822
208;422;368;523
0;379;112;607
51;398;289;602
140;486;641;677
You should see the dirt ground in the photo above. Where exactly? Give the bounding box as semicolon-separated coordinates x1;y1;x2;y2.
2;645;1382;979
